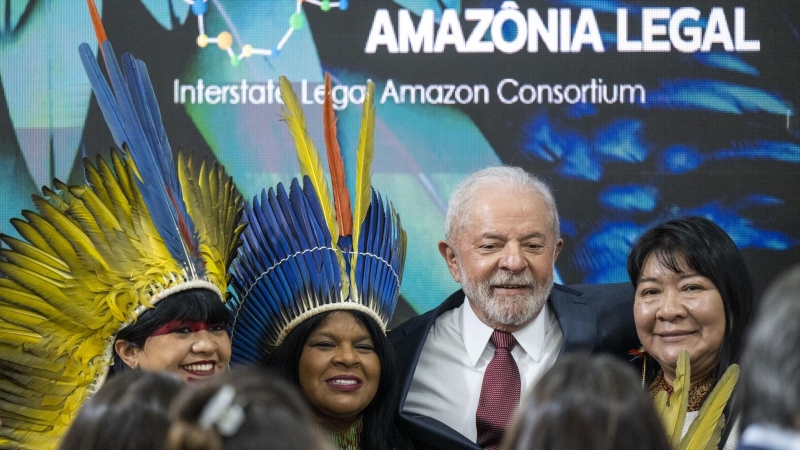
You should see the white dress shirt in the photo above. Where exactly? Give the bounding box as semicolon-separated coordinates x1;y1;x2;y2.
740;424;800;450
403;297;564;442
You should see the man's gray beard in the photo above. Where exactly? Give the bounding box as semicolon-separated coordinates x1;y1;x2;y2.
461;267;554;328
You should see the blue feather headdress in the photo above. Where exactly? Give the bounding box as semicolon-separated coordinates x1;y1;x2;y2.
228;74;406;361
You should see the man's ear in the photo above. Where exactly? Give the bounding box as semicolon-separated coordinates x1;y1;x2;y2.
554;238;563;261
114;339;139;369
438;240;462;283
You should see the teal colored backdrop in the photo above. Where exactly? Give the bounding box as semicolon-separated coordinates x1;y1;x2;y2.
1;0;798;323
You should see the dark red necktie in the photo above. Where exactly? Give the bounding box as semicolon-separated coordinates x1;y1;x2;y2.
476;330;521;450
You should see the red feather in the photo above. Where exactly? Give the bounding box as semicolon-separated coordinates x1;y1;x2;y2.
86;0;108;58
167;188;200;257
323;72;353;236
628;347;648;358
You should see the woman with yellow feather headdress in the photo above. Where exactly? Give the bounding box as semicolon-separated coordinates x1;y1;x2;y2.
0;1;243;448
225;74;411;450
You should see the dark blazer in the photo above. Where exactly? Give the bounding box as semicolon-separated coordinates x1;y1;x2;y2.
388;283;638;450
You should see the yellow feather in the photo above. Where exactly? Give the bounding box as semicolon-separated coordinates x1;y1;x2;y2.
177;151;244;293
665;350;690;446
351;81;376;256
0;250;70;282
79;157;143;269
349;81;376;302
0;261;103;330
0;364;70;391
0;379;77;404
199;160;216;239
0;327;41;346
41;185;69;212
31;198;107;270
654;390;669;421
9;218;59;260
20;211;83;271
47;182;95;231
178;154;204;234
0;281;77;329
68;184;123;234
0;375;64;408
0;235;68;272
95;154;133;229
109;150;136;216
0;345;65;373
0;262;67;294
278;76;338;242
0;398;62;424
0;304;46;328
83;157;113;207
677;364;740;450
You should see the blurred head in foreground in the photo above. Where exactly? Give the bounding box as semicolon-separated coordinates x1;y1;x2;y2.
739;265;800;436
168;368;333;450
502;354;671;450
59;370;183;450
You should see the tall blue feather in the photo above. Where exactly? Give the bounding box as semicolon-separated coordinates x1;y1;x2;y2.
355;189;405;325
79;40;201;277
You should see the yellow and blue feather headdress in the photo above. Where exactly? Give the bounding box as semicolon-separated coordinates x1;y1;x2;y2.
228;74;406;362
0;2;243;449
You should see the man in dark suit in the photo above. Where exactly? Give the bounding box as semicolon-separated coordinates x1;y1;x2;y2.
388;166;638;450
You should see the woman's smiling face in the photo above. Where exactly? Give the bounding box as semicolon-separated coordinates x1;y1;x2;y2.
634;254;726;385
298;311;381;424
117;320;231;382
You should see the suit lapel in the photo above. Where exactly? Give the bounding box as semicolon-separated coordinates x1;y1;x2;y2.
549;284;598;355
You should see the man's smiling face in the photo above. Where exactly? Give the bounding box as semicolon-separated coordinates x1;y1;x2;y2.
440;187;563;332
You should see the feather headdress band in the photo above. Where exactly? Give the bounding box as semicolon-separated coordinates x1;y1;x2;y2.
227;74;406;363
0;2;243;448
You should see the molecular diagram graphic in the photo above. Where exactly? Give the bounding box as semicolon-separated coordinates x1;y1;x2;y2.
187;0;349;65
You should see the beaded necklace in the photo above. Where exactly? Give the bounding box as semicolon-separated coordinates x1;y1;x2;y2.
649;369;716;412
318;416;363;450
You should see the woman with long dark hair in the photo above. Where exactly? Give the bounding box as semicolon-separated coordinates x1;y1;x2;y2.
266;310;408;450
226;75;411;450
627;216;755;449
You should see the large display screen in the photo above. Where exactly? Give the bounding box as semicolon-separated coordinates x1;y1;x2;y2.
1;0;797;323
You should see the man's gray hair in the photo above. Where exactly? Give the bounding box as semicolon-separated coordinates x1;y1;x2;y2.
739;264;800;430
444;166;560;243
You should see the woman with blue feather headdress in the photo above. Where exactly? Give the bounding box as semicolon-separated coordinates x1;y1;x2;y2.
226;73;411;450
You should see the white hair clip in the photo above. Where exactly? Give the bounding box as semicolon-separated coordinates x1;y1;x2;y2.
198;385;246;437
